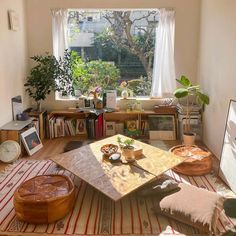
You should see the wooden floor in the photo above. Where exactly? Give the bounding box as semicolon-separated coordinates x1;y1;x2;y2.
0;137;219;172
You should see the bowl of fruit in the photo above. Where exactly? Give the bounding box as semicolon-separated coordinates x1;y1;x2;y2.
100;144;118;157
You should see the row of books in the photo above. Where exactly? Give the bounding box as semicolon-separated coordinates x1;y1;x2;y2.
47;114;104;139
48;116;87;139
86;114;103;139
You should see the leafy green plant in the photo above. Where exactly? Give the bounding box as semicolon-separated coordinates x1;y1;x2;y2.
24;54;61;110
117;136;134;148
173;75;210;133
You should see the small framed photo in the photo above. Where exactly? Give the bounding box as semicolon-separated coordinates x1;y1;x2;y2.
21;127;43;156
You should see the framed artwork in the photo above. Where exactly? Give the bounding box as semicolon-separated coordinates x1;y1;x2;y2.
8;10;20;31
219;99;236;193
11;95;23;120
76;119;86;134
105;121;116;136
21;127;43;156
148;115;176;140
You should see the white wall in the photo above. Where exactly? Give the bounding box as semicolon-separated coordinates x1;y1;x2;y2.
26;0;201;110
198;0;236;158
0;0;29;127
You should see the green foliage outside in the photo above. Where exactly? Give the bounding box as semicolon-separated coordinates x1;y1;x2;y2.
71;51;121;95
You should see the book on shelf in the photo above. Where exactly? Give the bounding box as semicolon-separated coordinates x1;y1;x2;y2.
115;122;124;135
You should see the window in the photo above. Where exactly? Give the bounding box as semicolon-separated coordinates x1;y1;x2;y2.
67;10;159;97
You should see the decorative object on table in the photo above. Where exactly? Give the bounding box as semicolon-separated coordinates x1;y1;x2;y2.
0;140;21;163
100;144;118;157
11;95;23;120
148;115;176;140
14;175;75;224
169;145;212;176
109;152;121;163
20;127;43;156
117;136;135;162
219;99;236;193
173;75;209;145
8;10;19;31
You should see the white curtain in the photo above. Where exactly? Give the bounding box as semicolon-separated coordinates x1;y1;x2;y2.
51;9;68;60
151;8;176;98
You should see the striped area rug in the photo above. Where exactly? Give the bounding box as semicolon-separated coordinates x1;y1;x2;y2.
0;160;235;236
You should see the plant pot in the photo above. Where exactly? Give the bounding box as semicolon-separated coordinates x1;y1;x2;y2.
122;146;135;162
183;132;196;146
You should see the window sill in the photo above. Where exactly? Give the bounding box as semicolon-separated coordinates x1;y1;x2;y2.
55;96;168;102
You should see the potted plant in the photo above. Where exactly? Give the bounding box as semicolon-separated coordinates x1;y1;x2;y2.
25;51;75;111
117;136;135;162
24;54;61;111
173;75;210;146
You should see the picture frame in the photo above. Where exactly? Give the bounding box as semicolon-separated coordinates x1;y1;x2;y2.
105;121;116;136
21;127;43;156
148;115;176;140
76;119;86;134
8;10;20;31
219;99;236;193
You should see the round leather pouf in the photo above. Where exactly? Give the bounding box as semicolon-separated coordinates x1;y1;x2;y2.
14;175;75;224
170;145;213;176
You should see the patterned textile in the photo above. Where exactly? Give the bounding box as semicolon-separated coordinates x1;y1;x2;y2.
0;160;235;236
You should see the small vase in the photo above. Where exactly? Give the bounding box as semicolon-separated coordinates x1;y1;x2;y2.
122;146;135;162
121;89;129;99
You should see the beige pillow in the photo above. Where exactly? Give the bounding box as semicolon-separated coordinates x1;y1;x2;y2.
153;182;224;234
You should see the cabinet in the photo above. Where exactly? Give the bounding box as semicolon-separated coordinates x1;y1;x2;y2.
103;108;178;139
0;120;33;156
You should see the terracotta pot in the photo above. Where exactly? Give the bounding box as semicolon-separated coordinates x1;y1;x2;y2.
122;146;135;162
183;132;196;146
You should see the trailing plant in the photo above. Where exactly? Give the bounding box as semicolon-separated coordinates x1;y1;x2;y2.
173;75;210;133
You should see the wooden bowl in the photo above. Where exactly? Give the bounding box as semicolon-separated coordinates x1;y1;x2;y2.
170;145;212;176
100;144;118;157
14;175;75;223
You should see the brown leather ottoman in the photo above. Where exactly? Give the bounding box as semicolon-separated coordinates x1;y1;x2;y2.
170;145;213;176
14;175;75;224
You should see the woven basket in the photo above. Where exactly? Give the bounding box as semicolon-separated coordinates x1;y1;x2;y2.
154;105;177;114
14;175;75;223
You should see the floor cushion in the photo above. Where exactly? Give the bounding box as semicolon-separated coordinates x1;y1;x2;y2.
14;175;75;223
152;182;224;234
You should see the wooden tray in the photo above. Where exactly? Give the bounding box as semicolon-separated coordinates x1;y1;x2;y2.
14;175;75;223
170;145;212;176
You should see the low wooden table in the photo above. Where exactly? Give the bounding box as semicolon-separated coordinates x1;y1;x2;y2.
50;135;186;201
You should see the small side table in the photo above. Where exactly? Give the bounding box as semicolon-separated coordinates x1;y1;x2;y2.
170;145;213;176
